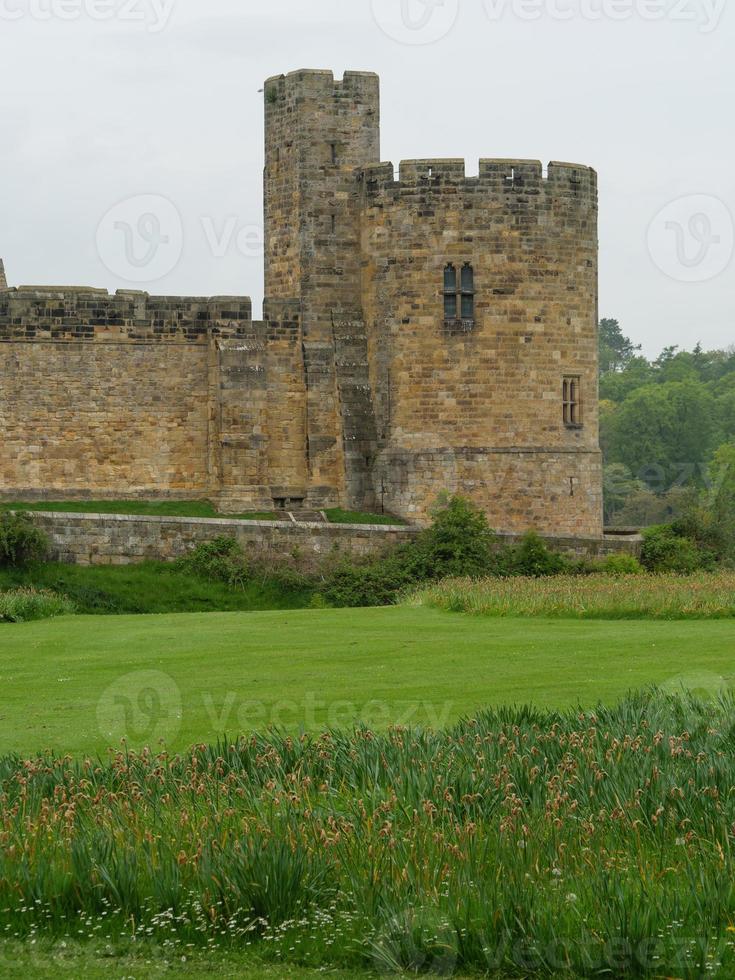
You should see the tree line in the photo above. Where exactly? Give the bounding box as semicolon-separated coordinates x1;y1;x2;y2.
599;319;735;551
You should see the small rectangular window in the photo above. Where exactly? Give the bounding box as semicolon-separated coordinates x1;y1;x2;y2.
563;376;582;427
444;262;474;326
330;143;338;165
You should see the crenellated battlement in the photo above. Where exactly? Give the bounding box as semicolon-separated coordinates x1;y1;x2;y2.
0;288;253;342
264;68;379;105
357;158;597;205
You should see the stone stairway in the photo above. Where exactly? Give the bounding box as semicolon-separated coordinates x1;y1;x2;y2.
287;510;328;524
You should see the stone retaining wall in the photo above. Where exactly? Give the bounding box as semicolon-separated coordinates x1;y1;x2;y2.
30;512;418;570
494;531;643;559
26;512;641;569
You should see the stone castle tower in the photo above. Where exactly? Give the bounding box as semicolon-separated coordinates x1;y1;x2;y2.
0;69;602;536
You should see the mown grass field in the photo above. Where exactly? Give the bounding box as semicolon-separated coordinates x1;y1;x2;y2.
1;606;735;756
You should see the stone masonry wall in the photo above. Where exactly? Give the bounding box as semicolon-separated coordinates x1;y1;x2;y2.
28;511;638;569
31;512;418;570
358;158;602;535
0;287;254;501
0;287;314;510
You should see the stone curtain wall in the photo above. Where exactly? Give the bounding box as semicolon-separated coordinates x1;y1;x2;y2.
28;511;638;569
0;339;210;496
357;159;602;536
0;287;278;507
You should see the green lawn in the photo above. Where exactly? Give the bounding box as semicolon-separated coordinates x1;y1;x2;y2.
1;606;734;757
0;500;405;525
324;507;406;526
0;942;378;979
0;499;280;520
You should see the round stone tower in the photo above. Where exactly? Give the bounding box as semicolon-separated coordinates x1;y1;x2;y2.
357;158;602;536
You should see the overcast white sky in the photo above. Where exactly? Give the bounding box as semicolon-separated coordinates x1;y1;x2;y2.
0;0;732;355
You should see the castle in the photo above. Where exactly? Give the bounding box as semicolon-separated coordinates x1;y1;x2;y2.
0;69;603;536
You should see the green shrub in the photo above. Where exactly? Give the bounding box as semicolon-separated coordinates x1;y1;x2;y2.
322;554;417;608
0;512;48;568
322;497;499;607
509;531;570;577
322;499;584;608
640;525;704;573
0;588;75;623
417;495;497;578
601;553;644;576
176;536;250;588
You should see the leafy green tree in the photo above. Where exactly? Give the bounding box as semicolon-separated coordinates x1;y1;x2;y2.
602;463;647;524
707;443;735;554
599;356;655;403
604;382;718;490
598;318;642;375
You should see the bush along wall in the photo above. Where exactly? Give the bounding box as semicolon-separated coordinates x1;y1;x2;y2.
320;497;588;607
0;512;48;568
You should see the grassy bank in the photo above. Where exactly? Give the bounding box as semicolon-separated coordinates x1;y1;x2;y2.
0;499;280;520
2;692;735;977
0;560;313;615
1;607;734;755
0;500;404;525
412;571;735;619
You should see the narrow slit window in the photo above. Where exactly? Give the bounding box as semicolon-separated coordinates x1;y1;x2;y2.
563;376;582;426
460;263;475;320
444;264;458;320
330;143;338;165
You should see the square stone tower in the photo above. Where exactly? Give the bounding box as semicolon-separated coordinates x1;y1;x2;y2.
263;69;381;509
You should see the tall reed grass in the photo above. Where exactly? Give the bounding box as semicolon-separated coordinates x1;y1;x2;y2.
411;571;735;619
1;692;735;975
0;587;75;622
